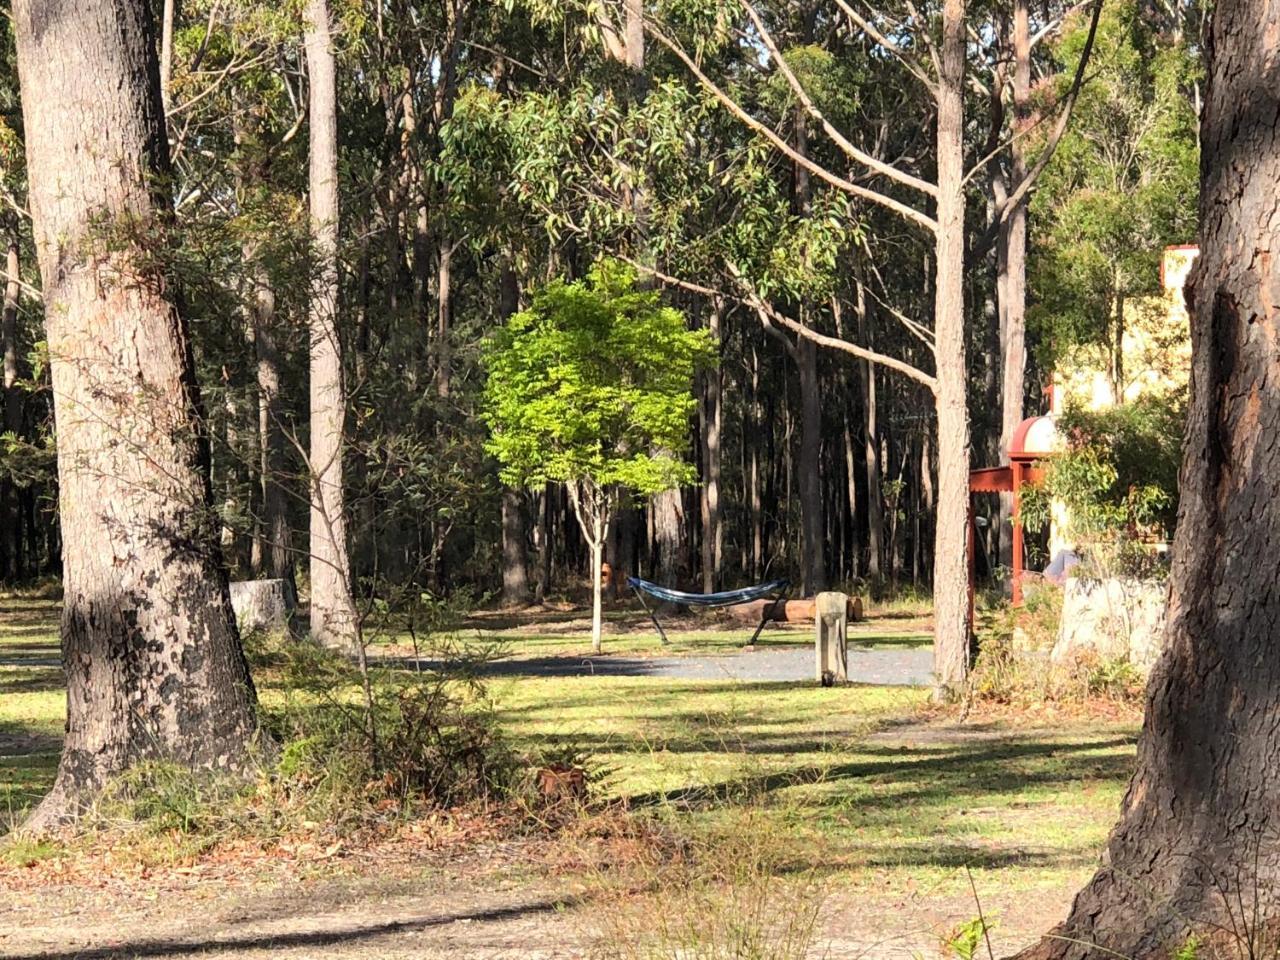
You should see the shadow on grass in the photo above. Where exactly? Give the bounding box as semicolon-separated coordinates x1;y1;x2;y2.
0;668;64;694
621;735;1134;814
2;895;584;960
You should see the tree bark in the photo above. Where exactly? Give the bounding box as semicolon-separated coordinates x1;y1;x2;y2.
931;0;971;693
1018;4;1280;954
249;254;293;584
2;229;20;581
699;302;723;593
856;284;884;581
13;0;258;827
304;0;358;650
997;0;1030;572
797;335;827;593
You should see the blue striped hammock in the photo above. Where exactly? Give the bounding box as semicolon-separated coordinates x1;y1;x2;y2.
627;576;791;646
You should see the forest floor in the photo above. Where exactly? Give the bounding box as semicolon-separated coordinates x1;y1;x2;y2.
0;592;1141;958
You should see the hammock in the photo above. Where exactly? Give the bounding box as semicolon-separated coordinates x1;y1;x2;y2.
627;576;790;646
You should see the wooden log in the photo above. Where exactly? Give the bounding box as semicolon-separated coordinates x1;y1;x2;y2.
724;596;863;625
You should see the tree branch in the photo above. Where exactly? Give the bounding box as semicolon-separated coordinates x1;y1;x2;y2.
970;0;1105;261
643;14;938;233
741;1;936;198
830;0;936;92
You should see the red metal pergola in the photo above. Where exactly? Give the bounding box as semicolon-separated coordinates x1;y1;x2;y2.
967;416;1054;632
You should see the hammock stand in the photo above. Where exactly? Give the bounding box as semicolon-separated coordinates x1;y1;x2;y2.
627;576;791;646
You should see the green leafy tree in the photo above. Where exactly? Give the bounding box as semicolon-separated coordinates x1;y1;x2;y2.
482;260;715;652
1030;0;1200;390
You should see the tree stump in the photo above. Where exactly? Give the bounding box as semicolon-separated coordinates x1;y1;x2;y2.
229;579;298;634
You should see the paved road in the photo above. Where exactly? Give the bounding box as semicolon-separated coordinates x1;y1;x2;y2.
402;645;934;686
7;646;935;687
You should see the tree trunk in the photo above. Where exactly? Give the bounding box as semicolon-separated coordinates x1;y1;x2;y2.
2;230;20;581
797;335;827;593
652;489;683;583
931;0;971;693
1019;5;1280;955
304;0;358;650
699;303;723;593
997;0;1030;573
249;254;293;584
501;489;531;606
857;285;884;580
159;0;176;114
435;239;452;399
590;531;604;654
13;0;258;827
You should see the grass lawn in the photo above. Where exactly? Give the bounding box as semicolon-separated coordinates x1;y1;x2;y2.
0;591;1134;910
5;593;1136;896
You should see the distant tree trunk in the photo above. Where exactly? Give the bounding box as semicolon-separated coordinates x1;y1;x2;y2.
435;239;452;399
749;344;764;579
857;284;884;580
1019;3;1280;953
499;259;530;606
789;70;826;594
220;370;242;569
249;255;293;583
535;482;552;600
14;0;258;828
931;0;971;692
652;490;683;583
304;0;358;650
796;336;827;593
2;229;20;581
699;302;723;593
997;0;1030;571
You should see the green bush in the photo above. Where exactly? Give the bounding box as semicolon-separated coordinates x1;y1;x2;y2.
1021;394;1184;579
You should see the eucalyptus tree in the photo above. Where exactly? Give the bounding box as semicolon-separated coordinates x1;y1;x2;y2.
12;0;258;827
1029;0;1199;395
1020;2;1280;954
304;0;359;650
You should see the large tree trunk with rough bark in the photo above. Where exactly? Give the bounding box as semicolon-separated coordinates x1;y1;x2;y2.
13;0;258;828
931;0;971;693
304;0;358;650
1018;5;1280;955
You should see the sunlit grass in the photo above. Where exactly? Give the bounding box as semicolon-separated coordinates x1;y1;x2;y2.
0;593;1133;902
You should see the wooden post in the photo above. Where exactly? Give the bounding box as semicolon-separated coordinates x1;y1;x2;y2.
1011;460;1025;605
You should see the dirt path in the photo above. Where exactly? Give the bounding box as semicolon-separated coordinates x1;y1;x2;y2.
0;846;1080;959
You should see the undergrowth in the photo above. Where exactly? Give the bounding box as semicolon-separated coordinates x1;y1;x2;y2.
9;626;594;862
966;590;1145;708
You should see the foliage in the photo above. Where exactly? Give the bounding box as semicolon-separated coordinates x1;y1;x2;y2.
942;914;996;960
482;259;715;501
969;591;1145;707
1021;396;1184;578
1030;0;1200;373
